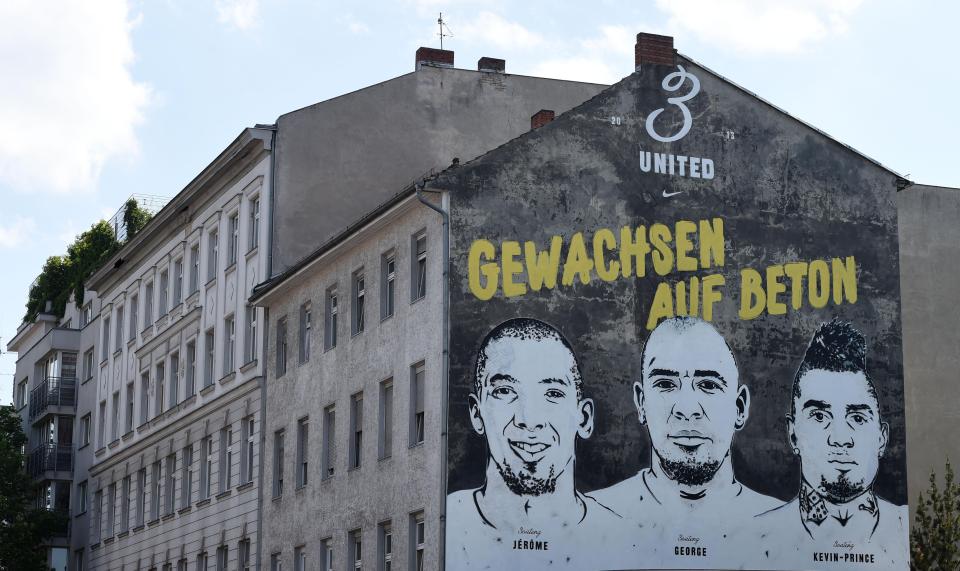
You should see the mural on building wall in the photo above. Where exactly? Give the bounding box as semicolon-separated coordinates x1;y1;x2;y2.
441;58;909;570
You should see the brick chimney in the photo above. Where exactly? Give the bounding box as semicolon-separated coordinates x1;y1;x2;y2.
478;57;505;72
531;109;555;130
416;47;454;70
635;33;675;69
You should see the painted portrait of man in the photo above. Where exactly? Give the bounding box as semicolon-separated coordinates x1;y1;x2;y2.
755;319;908;567
445;318;622;570
593;317;778;520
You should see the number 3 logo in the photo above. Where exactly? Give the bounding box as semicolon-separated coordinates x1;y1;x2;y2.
645;65;700;143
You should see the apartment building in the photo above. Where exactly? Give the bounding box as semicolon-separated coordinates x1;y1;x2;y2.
7;290;101;571
83;127;272;571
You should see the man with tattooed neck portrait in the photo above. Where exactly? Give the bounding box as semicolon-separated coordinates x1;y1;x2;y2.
755;319;908;568
445;318;621;570
593;317;778;523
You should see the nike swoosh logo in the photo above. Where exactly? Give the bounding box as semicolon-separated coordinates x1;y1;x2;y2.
662;190;684;198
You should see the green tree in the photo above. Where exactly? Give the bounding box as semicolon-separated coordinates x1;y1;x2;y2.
0;405;63;571
24;255;72;321
123;197;151;242
912;460;960;570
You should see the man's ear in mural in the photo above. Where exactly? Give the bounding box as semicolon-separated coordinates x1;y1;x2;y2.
734;384;750;431
577;397;596;439
468;393;485;436
786;413;799;455
633;381;646;425
878;419;889;459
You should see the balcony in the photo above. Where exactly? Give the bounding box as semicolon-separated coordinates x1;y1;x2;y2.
27;444;74;478
29;377;76;421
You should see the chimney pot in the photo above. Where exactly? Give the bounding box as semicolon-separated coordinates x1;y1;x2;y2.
635;32;675;69
478;57;505;72
531;109;555;130
415;47;454;70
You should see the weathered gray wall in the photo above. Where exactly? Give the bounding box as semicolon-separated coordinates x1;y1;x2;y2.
898;184;960;516
271;66;606;274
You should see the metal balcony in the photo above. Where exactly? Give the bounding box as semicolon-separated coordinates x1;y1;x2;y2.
28;377;77;421
27;444;74;478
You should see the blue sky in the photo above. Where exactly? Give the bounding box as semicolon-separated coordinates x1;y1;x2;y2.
1;0;957;402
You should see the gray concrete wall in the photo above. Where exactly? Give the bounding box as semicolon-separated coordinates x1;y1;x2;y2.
260;194;443;570
898;184;960;517
271;65;607;274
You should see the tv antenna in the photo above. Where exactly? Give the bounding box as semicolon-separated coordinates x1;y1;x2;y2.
438;12;453;50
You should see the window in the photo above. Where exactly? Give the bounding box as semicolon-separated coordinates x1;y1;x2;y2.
115;306;124;351
377;380;393;460
186;340;197;397
204;329;215;387
145;281;154;326
159;270;169;316
173;258;183;306
321;539;334;571
97;401;106;448
75;549;84;571
178;558;188;571
120;475;130;532
276;317;288;377
411;363;425;446
412;232;427;301
381;253;395;320
224;315;236;372
410;511;425;571
322;405;335;478
270;553;281;571
240;415;255;484
350;393;363;469
190;244;200;293
273;429;285;498
80;414;91;447
136;468;146;526
125;382;134;433
220;426;234;492
248;197;260;252
378;522;392;571
351;529;363;571
244;306;257;364
299;302;312;362
181;444;193;507
151;460;161;521
81;350;93;382
92;489;102;543
140;372;150;425
217;545;228;571
155;362;165;418
101;317;110;360
129;293;138;341
294;546;306;571
169;352;180;407
296;418;309;487
198;552;209;571
81;303;92;327
324;288;337;351
201;435;213;500
105;483;116;537
111;391;120;441
165;453;176;515
238;539;252;571
77;480;87;515
228;212;239;265
16;379;27;408
352;271;365;335
208;229;219;282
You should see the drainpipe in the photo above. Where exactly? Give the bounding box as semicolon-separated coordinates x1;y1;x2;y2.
415;180;450;571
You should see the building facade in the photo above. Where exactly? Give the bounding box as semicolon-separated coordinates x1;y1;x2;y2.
83;127;272;571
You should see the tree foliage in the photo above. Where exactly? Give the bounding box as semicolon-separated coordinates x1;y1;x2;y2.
123;197;151;242
911;460;960;570
0;405;63;571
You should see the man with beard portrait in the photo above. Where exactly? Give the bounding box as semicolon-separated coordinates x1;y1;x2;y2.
445;318;623;571
754;319;908;569
593;317;778;525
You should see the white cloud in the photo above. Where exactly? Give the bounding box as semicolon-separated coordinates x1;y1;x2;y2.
0;1;151;194
349;21;371;35
0;217;36;249
656;0;864;54
215;0;260;31
530;57;622;85
454;11;544;50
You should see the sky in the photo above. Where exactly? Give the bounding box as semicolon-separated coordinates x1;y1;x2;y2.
0;0;958;403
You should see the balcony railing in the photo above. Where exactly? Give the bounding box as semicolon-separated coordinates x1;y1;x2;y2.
27;444;73;477
29;376;76;420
